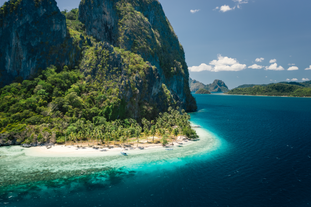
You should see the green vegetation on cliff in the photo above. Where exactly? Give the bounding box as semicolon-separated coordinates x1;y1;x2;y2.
195;88;211;94
0;65;197;146
228;83;311;97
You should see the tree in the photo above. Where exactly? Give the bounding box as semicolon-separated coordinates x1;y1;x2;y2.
144;128;149;143
124;129;130;146
173;128;179;143
120;135;126;148
112;130;116;145
135;127;142;147
161;134;168;146
150;125;156;143
168;127;173;144
105;132;110;148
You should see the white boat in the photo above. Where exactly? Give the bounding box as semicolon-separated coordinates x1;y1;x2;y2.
191;125;201;128
120;152;128;156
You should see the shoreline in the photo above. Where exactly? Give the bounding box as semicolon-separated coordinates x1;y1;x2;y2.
23;136;195;157
7;126;218;158
224;93;311;98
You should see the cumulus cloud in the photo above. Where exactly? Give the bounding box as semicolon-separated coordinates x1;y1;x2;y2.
216;0;248;12
286;78;298;82
248;64;263;69
302;78;309;81
188;63;213;72
190;9;200;14
305;65;311;70
269;59;277;63
189;55;246;72
219;5;234;12
255;58;264;62
288;66;299;71
265;63;284;71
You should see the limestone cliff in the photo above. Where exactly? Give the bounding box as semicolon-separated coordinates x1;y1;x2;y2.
0;0;79;86
190;78;229;93
0;0;196;116
78;0;196;112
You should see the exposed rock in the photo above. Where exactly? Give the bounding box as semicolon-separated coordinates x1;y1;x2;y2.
190;78;229;93
0;0;79;86
79;0;196;112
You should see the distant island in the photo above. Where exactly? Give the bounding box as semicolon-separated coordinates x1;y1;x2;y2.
190;79;229;93
228;81;311;97
195;88;211;94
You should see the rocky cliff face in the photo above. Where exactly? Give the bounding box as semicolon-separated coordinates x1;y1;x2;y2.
209;79;229;92
79;0;196;112
0;0;79;86
190;78;229;93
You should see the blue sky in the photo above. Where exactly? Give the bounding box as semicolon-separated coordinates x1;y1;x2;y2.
1;0;310;88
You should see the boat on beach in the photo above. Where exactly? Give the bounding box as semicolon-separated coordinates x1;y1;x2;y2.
120;152;128;156
191;125;201;128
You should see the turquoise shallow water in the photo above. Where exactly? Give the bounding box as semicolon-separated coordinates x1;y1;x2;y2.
1;94;311;207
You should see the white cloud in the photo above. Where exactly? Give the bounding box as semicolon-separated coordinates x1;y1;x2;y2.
189;55;246;72
219;5;234;12
188;63;213;72
233;0;249;4
255;57;264;62
305;65;311;70
302;78;309;81
286;78;298;82
288;63;295;66
288;66;299;71
234;0;249;8
269;59;277;63
216;0;248;12
190;9;200;14
248;64;263;69
265;63;284;71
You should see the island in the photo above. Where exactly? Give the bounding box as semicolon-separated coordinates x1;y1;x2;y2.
228;82;311;97
195;88;211;94
190;79;229;93
0;0;199;149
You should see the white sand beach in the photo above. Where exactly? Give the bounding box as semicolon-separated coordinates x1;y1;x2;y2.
24;135;196;157
22;127;218;158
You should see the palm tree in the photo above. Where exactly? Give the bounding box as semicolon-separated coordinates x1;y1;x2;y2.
105;132;110;148
69;132;75;145
168;127;173;144
120;135;126;148
123;130;129;146
144;128;149;143
173;128;179;143
161;134;168;146
135;127;142;147
112;131;116;146
80;131;84;146
150;126;156;143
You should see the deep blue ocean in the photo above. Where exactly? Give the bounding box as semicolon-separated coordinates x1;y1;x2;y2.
2;94;311;207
